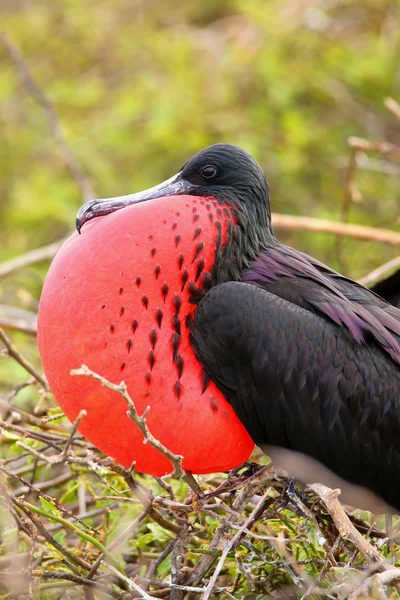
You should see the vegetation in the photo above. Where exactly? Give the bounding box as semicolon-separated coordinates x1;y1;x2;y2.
1;1;400;598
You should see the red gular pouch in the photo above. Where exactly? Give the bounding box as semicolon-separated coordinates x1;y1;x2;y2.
38;195;254;476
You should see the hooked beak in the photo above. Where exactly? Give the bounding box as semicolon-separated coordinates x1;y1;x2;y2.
76;173;196;233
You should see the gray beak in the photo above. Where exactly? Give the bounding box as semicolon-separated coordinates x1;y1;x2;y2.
76;173;195;233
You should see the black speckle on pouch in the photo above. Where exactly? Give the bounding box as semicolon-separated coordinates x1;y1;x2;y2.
148;350;155;371
173;380;182;399
193;227;202;241
161;283;169;302
156;308;163;329
192;242;204;263
195;258;205;282
172;314;181;336
149;329;157;350
181;268;189;291
174;354;184;379
173;295;182;315
171;332;181;361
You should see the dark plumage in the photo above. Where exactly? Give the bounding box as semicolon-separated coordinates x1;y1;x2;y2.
77;143;400;510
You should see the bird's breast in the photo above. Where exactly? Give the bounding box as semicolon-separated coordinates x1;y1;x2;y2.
38;194;253;475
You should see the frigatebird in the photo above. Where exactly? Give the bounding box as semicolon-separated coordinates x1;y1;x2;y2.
39;144;400;511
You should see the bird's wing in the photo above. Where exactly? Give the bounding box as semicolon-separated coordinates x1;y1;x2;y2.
191;281;400;510
242;245;400;364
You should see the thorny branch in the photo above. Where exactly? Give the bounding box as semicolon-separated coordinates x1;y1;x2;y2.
0;326;49;390
71;364;186;479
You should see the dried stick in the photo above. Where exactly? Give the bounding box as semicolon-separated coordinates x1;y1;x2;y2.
0;238;67;281
348;136;400;158
32;569;121;598
348;567;400;600
385;97;400;121
272;214;400;245
358;255;400;288
0;327;48;390
0;305;38;334
309;484;385;569
71;365;185;478
0;33;94;202
202;488;271;600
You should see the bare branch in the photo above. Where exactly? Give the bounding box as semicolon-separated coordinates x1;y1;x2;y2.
348;136;400;158
202;488;272;600
71;364;185;478
348;568;400;600
309;483;386;569
358;255;400;288
0;326;48;390
0;305;38;334
0;33;94;202
272;214;400;245
0;238;67;281
385;97;400;121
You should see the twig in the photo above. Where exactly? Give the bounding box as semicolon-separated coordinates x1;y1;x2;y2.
86;509;147;580
104;563;162;599
202;488;271;600
0;327;48;390
348;136;400;158
309;484;386;570
0;305;38;334
271;214;400;245
0;33;94;202
71;365;185;478
358;255;400;288
348;568;400;600
32;569;121;598
0;238;67;281
62;409;87;456
385;97;400;121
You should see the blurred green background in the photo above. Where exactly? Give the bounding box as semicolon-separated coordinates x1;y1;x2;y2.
1;0;400;396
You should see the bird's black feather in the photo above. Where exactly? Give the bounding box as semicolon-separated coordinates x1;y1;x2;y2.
191;282;400;510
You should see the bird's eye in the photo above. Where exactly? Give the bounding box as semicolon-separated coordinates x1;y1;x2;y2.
200;165;217;179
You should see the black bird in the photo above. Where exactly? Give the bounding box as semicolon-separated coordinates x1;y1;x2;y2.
77;144;400;511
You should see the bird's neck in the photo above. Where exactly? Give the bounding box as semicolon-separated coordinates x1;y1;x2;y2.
211;203;277;285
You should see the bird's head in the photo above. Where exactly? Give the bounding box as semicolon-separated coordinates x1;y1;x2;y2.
76;144;272;242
